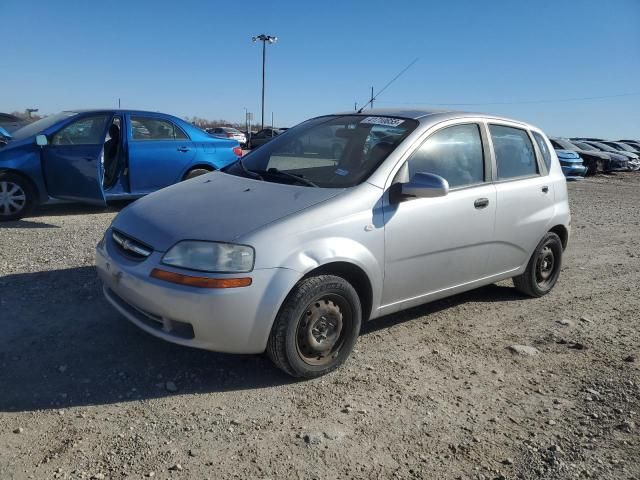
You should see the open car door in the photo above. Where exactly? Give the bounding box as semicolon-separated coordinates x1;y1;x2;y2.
41;113;110;205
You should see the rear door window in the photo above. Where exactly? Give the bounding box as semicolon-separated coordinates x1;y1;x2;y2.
489;125;538;180
131;116;188;141
406;123;485;188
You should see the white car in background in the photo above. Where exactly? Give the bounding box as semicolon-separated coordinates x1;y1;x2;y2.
207;127;247;147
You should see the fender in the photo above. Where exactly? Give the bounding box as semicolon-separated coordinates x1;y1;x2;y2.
278;236;384;319
0;146;48;203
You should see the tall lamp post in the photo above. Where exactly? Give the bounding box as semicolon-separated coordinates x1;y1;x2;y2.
252;34;277;129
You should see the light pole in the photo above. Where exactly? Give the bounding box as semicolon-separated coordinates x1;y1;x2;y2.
252;34;277;129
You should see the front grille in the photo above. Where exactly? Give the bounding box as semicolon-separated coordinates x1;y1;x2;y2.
112;230;153;259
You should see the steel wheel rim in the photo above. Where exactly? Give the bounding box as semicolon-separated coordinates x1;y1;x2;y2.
295;293;352;366
0;181;26;216
535;244;557;288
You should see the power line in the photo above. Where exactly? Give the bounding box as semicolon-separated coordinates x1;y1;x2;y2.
375;91;640;107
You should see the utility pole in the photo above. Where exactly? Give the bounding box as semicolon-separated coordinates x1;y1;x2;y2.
354;101;358;111
118;98;121;108
252;34;278;129
370;86;374;109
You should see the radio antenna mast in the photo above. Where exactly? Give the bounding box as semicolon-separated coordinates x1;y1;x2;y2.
357;58;419;113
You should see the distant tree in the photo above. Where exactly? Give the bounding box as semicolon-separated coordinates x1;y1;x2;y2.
10;110;44;121
184;116;244;130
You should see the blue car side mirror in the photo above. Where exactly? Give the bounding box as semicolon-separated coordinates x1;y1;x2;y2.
35;134;48;146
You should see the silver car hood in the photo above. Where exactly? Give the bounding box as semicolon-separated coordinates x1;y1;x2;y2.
112;172;344;252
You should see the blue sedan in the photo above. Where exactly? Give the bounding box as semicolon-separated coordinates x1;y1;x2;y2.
0;109;241;220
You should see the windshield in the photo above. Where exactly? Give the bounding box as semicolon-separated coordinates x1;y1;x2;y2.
224;115;417;188
590;142;616;152
10;112;77;141
573;141;595;151
612;142;634;152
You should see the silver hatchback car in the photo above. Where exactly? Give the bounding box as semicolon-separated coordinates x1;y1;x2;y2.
97;109;570;378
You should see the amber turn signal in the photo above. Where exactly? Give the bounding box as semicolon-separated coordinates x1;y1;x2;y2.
150;268;252;288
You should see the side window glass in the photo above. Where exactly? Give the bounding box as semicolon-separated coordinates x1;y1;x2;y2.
174;124;189;140
490;125;538;180
131;116;182;140
406;124;485;188
532;131;552;171
52;115;109;145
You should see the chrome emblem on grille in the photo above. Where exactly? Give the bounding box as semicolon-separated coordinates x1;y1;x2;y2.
112;230;152;258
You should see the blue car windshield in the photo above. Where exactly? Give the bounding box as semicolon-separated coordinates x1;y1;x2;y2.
224;115;417;188
10;112;77;141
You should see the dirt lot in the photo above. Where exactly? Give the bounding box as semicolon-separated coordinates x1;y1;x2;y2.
0;174;638;480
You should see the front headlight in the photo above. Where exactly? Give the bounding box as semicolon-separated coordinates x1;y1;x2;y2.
162;241;254;273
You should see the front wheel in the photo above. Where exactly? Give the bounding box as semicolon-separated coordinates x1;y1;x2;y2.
513;232;563;297
0;172;35;221
266;275;362;378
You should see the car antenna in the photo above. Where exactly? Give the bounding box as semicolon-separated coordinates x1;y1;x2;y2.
357;57;419;114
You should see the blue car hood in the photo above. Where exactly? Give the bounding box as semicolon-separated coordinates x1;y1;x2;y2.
111;171;345;252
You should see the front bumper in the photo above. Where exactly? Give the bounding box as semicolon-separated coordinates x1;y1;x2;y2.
96;231;301;354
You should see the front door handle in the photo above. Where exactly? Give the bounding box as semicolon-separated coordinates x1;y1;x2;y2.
474;198;489;209
177;146;190;152
542;185;549;193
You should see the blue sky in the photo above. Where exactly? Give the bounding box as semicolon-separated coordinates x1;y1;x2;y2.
3;0;639;137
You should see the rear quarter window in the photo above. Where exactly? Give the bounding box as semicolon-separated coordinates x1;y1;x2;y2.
532;131;552;171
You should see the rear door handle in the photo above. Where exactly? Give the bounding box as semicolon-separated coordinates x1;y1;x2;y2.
177;146;190;152
542;185;549;193
474;198;489;209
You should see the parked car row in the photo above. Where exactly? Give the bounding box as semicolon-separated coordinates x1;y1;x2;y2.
548;137;640;180
0;109;242;220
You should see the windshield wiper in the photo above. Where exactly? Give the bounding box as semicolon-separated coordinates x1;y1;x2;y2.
264;168;319;187
237;157;263;180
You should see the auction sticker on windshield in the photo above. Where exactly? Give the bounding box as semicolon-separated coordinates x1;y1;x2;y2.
360;116;405;127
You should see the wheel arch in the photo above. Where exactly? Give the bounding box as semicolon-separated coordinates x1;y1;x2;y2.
0;168;42;203
549;224;569;250
181;164;214;180
300;261;374;322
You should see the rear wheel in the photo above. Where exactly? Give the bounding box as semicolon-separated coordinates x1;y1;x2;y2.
513;232;563;297
183;168;212;181
267;275;361;378
0;172;35;221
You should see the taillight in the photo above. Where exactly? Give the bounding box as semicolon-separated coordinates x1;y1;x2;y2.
232;146;243;157
226;133;233;138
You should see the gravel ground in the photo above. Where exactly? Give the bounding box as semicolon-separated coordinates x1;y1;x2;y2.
0;174;638;480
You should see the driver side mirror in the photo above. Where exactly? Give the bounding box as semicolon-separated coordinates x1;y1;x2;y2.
35;134;48;147
393;172;449;203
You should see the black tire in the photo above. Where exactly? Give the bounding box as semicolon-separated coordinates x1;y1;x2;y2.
0;172;36;221
183;168;212;181
266;275;362;378
513;232;563;297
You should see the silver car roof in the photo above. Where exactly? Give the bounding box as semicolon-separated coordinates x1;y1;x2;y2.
332;108;533;129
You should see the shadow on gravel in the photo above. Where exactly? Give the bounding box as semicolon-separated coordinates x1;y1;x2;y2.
362;284;525;335
1;219;59;229
25;200;133;219
0;266;290;412
0;267;524;412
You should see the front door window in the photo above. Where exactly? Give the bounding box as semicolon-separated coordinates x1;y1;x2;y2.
52;115;110;145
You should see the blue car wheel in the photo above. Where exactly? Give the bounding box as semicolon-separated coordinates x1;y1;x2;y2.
0;172;35;221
